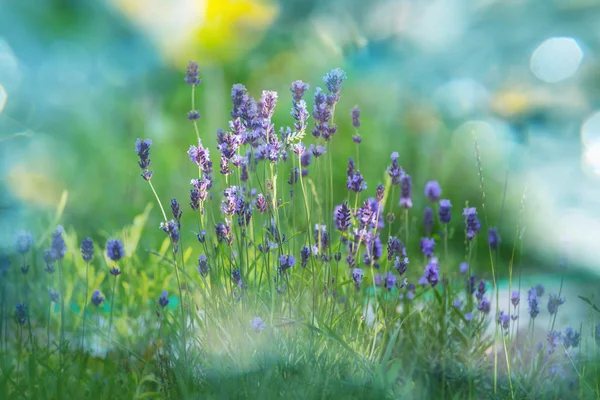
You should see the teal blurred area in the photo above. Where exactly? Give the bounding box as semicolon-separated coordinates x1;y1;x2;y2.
1;0;600;281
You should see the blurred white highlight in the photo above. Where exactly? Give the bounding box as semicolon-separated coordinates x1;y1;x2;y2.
530;37;583;83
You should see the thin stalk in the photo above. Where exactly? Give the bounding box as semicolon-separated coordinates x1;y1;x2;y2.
171;247;187;366
148;180;168;222
58;260;66;368
107;274;118;349
82;261;89;351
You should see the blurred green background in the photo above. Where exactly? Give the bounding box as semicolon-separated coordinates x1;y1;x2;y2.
2;0;600;281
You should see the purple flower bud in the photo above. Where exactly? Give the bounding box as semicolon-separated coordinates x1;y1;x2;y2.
547;293;566;315
158;291;169;308
311;144;327;157
420;237;435;258
110;267;121;276
393;256;408;276
438;199;452;224
478;297;491;314
476;280;487;300
423;257;440;287
135;139;153;180
497;310;510;330
49;288;60;303
352;268;364;289
290;80;310;102
197;254;209;277
423;207;434;235
488;228;500;250
334;202;352;231
51;226;67;261
255;194;268;213
547;330;562;354
43;250;56;274
15;230;34;254
106;239;124;262
216;222;234;245
399;175;412;208
323;68;347;99
463;207;481;240
278;254;296;275
352;135;362;144
91;290;104;307
511;291;520;307
424;181;442;202
250;316;266;332
184;61;201;86
376;184;385;203
528;292;540;319
563;327;580;349
288;168;299;185
386;153;403;186
351;106;361;128
81;237;94;263
387;237;404;261
459;262;469;274
187;110;200;120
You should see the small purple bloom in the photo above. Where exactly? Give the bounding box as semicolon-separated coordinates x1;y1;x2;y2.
528;292;540;319
420;237;436;258
353;135;362;144
106;239;124;262
135;138;153;180
478;297;491;314
351;106;360;128
158;291;169;308
51;226;67;261
44;250;56;274
15;230;34;254
300;246;310;268
387;237;404;261
464;312;473;322
511;291;520;307
278;254;296;275
497;310;510;331
463;207;481;240
488;228;500;250
384;271;397;291
459;262;469;274
81;237;94;262
535;284;545;297
323;68;347;100
352;268;364;289
547;293;566;315
386;152;403;186
423;207;434;235
424;181;441;202
393;256;409;276
399;175;412;208
255;194;268;214
91;290;104;307
438;199;452;224
197;254;209;277
334;202;352;231
290;80;310;102
187;110;200;120
476;280;487;300
563;327;580;349
184;61;201;86
423;257;440;287
110;267;121;276
547;330;563;354
250;317;266;332
376;184;385;203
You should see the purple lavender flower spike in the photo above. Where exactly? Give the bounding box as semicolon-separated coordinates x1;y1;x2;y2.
334;202;351;231
463;207;481;240
91;290;104;307
352;268;364;290
300;246;310;268
497;311;510;331
43;250;56;274
399;175;412;209
184;61;201;86
255;194;268;213
158;291;169;308
187;110;200;121
290;80;310;102
278;254;296;275
351;106;360;128
376;184;385;203
323;68;347;102
424;181;442;202
386;152;403;185
197;254;209;277
547;330;563;354
547;293;565;315
478;297;491;314
563;327;580;349
423;257;440;287
488;228;500;250
438;199;452;224
394;256;409;276
106;239;124;262
250;317;266;332
528;292;540;319
15;230;34;254
420;237;435;258
135;139;153;180
51;226;67;260
476;280;487;300
81;237;94;262
423;207;434;235
511;291;520;307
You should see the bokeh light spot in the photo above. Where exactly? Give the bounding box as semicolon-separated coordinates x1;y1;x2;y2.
581;111;600;147
582;142;600;177
530;37;583;83
0;84;6;114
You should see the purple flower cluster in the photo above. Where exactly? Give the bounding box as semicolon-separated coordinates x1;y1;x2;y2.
81;237;94;262
463;207;481;240
135;139;153;181
346;158;367;192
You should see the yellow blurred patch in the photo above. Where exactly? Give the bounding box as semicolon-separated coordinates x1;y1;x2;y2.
491;91;530;118
6;165;62;208
110;0;277;65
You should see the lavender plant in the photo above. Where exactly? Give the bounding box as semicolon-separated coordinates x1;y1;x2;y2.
1;65;600;400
